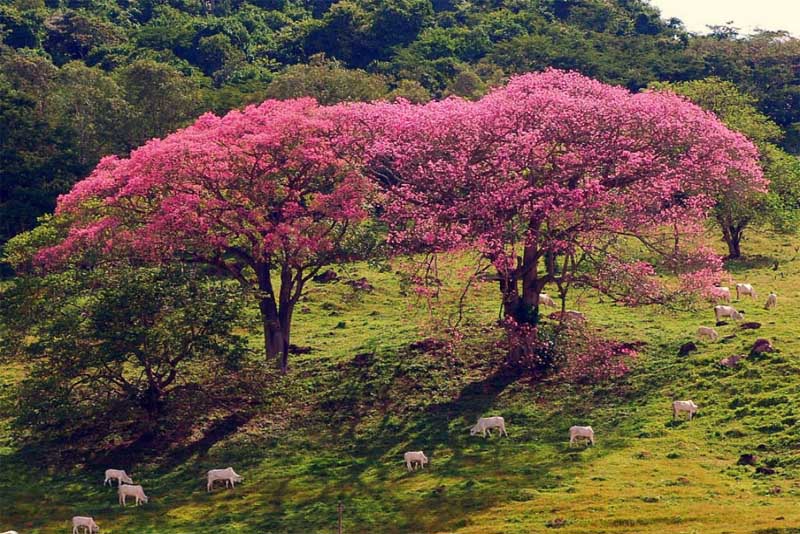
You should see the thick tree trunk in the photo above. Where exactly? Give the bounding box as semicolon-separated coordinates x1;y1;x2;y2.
498;246;544;326
256;262;295;374
260;301;289;371
722;224;743;259
139;384;165;434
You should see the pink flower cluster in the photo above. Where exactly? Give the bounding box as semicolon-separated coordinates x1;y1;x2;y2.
38;98;374;270
40;70;763;315
349;69;764;303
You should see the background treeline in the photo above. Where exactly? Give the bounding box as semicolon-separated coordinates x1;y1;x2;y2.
3;0;800;251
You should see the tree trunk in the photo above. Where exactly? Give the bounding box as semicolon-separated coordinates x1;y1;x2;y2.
139;384;164;433
256;262;294;374
722;224;743;259
497;247;543;326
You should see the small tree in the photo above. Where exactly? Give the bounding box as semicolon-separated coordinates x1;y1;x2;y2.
1;262;249;452
35;98;375;373
651;77;800;258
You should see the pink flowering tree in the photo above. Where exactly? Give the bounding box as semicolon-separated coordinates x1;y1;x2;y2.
356;70;765;327
36;98;374;373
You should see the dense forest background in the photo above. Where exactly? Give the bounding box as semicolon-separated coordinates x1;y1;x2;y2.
3;0;800;254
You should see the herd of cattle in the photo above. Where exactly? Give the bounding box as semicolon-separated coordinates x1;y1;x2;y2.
2;283;776;533
1;467;245;533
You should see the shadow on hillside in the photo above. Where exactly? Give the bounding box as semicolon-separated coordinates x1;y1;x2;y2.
160;411;256;470
85;411;256;471
724;254;779;273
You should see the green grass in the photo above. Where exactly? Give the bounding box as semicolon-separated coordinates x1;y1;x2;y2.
4;233;800;533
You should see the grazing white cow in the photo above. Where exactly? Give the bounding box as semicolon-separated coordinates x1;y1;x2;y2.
672;400;699;421
539;293;557;308
714;305;744;322
403;451;428;471
569;426;595;446
72;516;99;534
470;416;508;438
118;484;148;506
206;467;243;492
1;531;20;534
104;468;133;486
736;283;757;300
697;326;718;341
710;286;731;303
764;292;777;310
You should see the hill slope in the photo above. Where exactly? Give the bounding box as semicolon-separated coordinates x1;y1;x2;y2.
3;232;800;533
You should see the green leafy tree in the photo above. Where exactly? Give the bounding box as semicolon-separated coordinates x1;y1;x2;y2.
1;256;251;451
389;78;430;102
264;54;388;104
116;59;204;147
0;73;76;249
42;10;121;64
49;61;130;166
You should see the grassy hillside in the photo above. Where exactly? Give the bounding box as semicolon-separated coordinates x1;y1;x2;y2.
4;232;800;533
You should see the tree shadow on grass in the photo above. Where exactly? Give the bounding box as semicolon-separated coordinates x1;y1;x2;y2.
724;254;779;274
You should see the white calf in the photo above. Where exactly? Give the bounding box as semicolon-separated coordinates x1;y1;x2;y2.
736;283;757;300
207;467;243;492
72;516;99;534
764;292;777;310
118;484;148;506
697;326;718;341
403;451;428;471
539;293;557;308
470;416;508;438
104;468;133;486
569;425;595;446
672;400;698;421
714;305;743;322
710;286;731;303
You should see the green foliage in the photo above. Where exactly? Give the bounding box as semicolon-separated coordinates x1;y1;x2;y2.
1;264;251;452
264;54;389;103
115;59;205;147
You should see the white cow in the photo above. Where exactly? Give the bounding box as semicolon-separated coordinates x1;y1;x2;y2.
569;426;595;446
118;484;148;506
697;326;718;341
672;400;699;421
710;286;731;303
72;516;99;534
206;467;243;492
539;293;557;308
2;531;20;534
736;283;757;300
403;451;428;471
104;468;133;486
764;292;777;310
714;305;743;322
469;416;508;438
